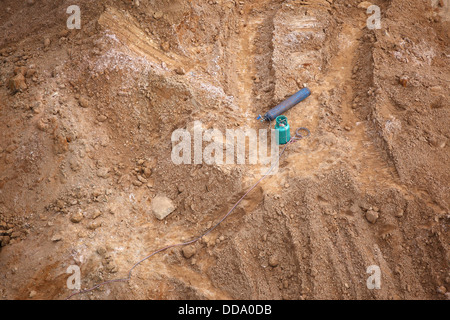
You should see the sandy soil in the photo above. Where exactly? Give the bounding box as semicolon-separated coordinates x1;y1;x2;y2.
0;0;449;300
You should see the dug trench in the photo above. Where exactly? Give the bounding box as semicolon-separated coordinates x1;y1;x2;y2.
0;0;448;300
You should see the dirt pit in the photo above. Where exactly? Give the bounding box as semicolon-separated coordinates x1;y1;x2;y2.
0;0;449;300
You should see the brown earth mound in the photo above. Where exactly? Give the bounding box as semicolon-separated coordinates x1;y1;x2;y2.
0;0;448;300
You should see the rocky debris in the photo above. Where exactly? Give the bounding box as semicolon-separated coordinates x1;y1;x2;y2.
105;261;118;273
69;211;84;223
131;159;154;187
97;246;107;256
51;234;62;242
182;245;196;259
89;209;102;219
151;195;176;220
437;286;447;294
395;209;404;218
365;210;379;224
160;41;170;52
43;38;51;48
143;167;152;178
14;66;27;76
101;251;118;273
175;67;186;75
0;0;447;302
399;75;408;87
97;115;107;122
29;290;37;298
132;180;143;187
69;158;81;172
87;220;102;230
96;167;110;178
431;94;446;109
59;29;70;38
146;179;155;189
78;96;90;108
8;73;27;93
153;11;163;19
0;236;11;247
268;255;279;268
349;203;362;216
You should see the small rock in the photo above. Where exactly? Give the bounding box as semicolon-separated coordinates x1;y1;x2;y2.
10;231;21;239
132;180;143;187
105;262;118;273
8;73;27;93
29;290;37;298
182;245;196;259
0;236;10;247
146;179;155;188
174;67;186;75
70;211;84;223
59;29;70;38
25;68;36;78
97;247;107;256
366;210;379;224
161;41;170;52
78;97;89;108
268;255;279;267
153;11;164;19
97;115;107;122
430;86;442;93
437;286;447;294
97;168;110;178
14;66;27;75
395;209;404;218
399;76;408;87
90;209;102;219
151;195;176;220
51;234;62;242
431;95;445;109
5;144;18;153
44;38;51;47
137;175;147;183
143;167;152;178
87;220;102;230
349;203;362;215
69;158;81;172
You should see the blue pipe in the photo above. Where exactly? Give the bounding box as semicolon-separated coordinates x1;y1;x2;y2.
258;88;311;122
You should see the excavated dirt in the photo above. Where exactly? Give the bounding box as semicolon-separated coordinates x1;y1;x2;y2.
0;0;449;300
